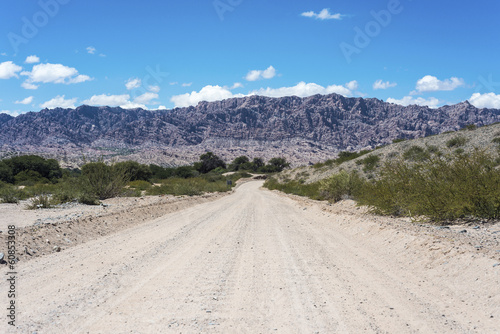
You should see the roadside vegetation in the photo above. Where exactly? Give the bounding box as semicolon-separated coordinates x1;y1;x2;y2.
0;153;288;208
265;146;500;222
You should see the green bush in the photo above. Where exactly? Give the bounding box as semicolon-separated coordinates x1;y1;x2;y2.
128;180;152;191
360;155;380;172
80;162;130;200
392;138;407;143
264;177;323;200
25;194;53;210
146;177;231;196
0;184;28;204
403;146;430;162
446;135;468;148
319;171;364;202
357;150;500;221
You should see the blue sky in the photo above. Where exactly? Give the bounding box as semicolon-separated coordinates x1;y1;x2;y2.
1;0;500;116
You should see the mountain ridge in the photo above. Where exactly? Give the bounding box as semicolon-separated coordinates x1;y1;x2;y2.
1;94;499;166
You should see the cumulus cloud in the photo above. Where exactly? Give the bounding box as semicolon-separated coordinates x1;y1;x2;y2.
170;81;358;108
414;75;465;93
249;81;357;98
469;92;500;109
171;85;236;108
15;96;34;105
148;85;160;93
82;94;153;109
25;55;40;64
40;95;77;109
386;96;441;108
245;66;276;81
125;78;141;90
83;94;131;106
0;61;22;79
133;92;159;104
1;110;21;117
230;82;243;89
21;82;38;90
21;63;92;89
301;8;343;20
373;80;397;90
86;46;96;54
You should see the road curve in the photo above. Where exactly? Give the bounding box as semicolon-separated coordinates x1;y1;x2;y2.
2;180;498;333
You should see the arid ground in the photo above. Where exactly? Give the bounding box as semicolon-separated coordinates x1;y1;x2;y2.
1;181;499;333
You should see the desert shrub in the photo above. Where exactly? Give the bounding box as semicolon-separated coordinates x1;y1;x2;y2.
80;162;130;200
147;177;230;196
462;124;477;131
446;135;468;148
313;159;335;169
319;171;364;202
392;138;406;143
454;148;465;155
426;145;441;156
360;155;380;172
14;170;50;186
403;146;430;162
113;161;152;181
492;137;500;145
264;177;323;200
0;184;28;204
357;150;500;221
128;180;152;191
25;194;53;210
335;150;372;165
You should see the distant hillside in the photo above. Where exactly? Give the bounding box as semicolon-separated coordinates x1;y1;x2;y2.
279;122;500;184
1;94;500;166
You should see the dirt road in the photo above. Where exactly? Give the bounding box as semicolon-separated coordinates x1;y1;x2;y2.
2;181;499;333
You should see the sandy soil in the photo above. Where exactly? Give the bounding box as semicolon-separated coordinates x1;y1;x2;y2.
1;181;499;333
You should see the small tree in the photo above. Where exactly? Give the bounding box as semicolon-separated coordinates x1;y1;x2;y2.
262;157;290;173
251;157;265;172
80;162;130;200
229;156;250;171
197;152;226;174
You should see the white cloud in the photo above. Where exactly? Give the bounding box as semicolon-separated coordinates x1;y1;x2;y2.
15;96;34;105
171;85;236;108
469;92;500;109
86;46;96;54
125;78;141;90
83;94;131;106
170;81;359;108
169;82;178;86
0;61;22;79
414;75;465;93
25;55;40;64
373;79;397;90
21;63;92;88
40;95;77;109
249;81;356;98
386;96;441;108
82;94;149;109
1;110;21;117
182;82;192;87
133;92;158;104
230;82;243;89
301;8;343;20
1;53;7;56
148;85;160;93
245;66;276;81
155;105;167;110
21;82;38;90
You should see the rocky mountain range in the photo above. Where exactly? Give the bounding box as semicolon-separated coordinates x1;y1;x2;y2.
1;94;499;166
